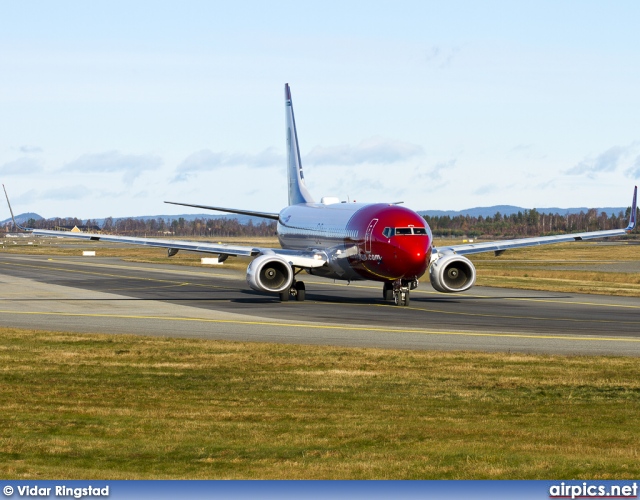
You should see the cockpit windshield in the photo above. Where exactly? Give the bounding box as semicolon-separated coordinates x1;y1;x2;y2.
382;227;428;237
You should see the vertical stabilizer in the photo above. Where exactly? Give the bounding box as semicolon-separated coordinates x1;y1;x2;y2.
285;83;314;206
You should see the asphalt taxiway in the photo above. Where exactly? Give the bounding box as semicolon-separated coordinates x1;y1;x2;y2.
1;253;639;356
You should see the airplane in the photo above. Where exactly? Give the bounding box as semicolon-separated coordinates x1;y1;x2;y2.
3;84;638;306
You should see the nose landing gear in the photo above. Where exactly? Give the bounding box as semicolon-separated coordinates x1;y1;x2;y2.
394;287;410;307
383;279;418;306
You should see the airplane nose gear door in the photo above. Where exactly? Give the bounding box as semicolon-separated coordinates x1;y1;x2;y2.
364;218;378;254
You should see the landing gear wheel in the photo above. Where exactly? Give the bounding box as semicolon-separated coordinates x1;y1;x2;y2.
278;290;290;302
383;282;393;301
394;289;410;306
294;281;306;301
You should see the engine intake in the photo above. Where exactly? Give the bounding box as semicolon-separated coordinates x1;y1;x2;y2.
429;254;476;293
246;255;293;293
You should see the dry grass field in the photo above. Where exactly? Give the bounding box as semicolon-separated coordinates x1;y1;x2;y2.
1;328;639;479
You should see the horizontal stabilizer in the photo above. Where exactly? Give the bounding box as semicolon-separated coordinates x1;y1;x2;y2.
164;201;279;220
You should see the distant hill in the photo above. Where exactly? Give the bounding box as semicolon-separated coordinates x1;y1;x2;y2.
0;212;44;225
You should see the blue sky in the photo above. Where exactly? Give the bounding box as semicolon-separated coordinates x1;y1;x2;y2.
1;1;639;219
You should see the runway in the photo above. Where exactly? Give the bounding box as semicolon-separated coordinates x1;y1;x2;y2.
1;253;639;356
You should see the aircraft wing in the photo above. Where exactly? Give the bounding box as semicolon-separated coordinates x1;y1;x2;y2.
434;186;637;257
28;229;327;268
3;184;324;267
31;229;258;256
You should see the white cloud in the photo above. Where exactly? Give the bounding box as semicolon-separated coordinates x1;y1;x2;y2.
626;155;640;179
11;189;37;205
12;185;88;205
0;157;43;176
304;137;423;167
62;151;162;182
424;45;462;69
327;174;405;202
416;159;457;182
473;184;500;196
565;145;635;177
41;185;89;201
510;144;533;153
508;144;547;161
173;147;284;181
19;145;43;153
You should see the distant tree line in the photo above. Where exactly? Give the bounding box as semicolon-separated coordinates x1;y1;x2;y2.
2;207;638;239
424;207;639;238
4;217;277;238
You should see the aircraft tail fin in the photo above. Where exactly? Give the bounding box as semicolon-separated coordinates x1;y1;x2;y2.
285;83;314;206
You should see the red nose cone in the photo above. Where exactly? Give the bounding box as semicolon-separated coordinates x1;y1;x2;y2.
346;204;432;282
385;233;430;279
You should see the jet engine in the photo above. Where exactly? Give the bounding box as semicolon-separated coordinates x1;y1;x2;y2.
429;254;476;293
246;255;294;293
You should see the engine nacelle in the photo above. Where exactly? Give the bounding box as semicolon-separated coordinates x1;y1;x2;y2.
246;255;294;293
429;253;476;293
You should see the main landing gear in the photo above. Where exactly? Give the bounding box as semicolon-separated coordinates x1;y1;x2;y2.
383;282;394;301
279;280;306;302
383;279;418;307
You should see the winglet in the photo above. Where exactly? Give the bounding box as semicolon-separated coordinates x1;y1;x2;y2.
626;185;637;232
2;184;30;231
